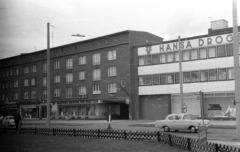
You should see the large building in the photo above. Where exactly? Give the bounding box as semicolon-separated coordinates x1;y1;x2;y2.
136;20;238;120
0;30;163;119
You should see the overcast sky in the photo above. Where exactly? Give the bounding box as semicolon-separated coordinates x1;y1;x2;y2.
0;0;239;59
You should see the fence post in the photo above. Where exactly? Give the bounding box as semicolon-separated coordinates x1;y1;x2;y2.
98;129;100;138
124;130;127;140
52;128;55;136
214;143;219;152
168;134;172;146
187;138;191;151
35;127;37;135
73;128;76;137
157;131;161;142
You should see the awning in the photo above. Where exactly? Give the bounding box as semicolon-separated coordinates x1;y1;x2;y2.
102;98;126;103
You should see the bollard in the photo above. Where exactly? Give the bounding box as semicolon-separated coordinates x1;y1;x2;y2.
157;131;161;142
187;138;191;151
214;143;219;152
124;130;127;140
168;134;172;146
97;129;100;138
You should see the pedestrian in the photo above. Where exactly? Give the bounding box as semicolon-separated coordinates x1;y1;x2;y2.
14;113;21;132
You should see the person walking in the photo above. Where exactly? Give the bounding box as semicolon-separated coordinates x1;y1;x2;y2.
14;113;21;132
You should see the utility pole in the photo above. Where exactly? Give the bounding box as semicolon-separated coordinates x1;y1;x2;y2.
46;22;51;127
178;36;184;113
232;0;240;141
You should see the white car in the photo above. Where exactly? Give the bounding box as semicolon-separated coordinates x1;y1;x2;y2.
2;116;15;127
155;113;211;133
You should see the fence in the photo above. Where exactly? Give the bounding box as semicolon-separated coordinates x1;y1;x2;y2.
0;127;239;152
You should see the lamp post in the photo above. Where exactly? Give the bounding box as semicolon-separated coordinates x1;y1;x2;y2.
46;22;51;127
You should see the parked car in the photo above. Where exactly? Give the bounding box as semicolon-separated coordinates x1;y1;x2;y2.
2;116;15;127
155;113;211;133
0;115;4;123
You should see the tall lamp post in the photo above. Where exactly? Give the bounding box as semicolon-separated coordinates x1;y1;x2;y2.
46;23;51;127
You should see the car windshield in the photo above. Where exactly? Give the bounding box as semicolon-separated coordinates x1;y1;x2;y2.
183;114;196;120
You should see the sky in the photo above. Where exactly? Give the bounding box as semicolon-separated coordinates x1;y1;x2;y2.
0;0;239;59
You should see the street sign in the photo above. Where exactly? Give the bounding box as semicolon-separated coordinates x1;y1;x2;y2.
198;125;207;145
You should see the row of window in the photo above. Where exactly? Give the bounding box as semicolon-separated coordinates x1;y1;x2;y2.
0;81;18;89
139;67;234;86
139;44;235;66
0;69;19;78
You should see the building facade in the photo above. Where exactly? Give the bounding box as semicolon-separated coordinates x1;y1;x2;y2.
135;20;238;120
0;30;163;119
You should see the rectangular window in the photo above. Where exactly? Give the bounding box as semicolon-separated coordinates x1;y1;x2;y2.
24;67;29;74
54;61;60;69
190;49;198;60
10;70;13;76
200;70;208;82
146;75;153;86
191;71;199;82
139;76;145;86
92;53;101;65
226;44;233;56
24;92;29;99
153;74;160;85
93;69;101;81
152;54;159;64
108;67;117;77
66;73;73;84
108;83;117;93
31;91;36;99
43;63;47;73
138;56;145;66
66;58;73;69
167;53;174;63
209;69;217;81
159;54;166;63
43;90;47;100
167;73;174;84
183;72;191;83
79;56;86;65
31;65;37;73
218;68;227;80
145;55;152;65
79;86;86;95
14;69;19;75
79;71;86;80
24;79;29;87
43;77;47;86
160;74;167;85
228;68;234;80
182;50;190;61
174;52;179;62
120;79;126;88
66;87;73;98
107;50;116;60
217;45;226;57
14;93;18;100
31;78;36;86
199;48;207;59
54;75;61;83
2;94;4;101
93;85;101;94
208;47;216;58
6;71;9;76
54;89;60;97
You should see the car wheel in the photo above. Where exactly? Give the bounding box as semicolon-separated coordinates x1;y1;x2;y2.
175;130;179;132
190;126;197;133
163;126;170;132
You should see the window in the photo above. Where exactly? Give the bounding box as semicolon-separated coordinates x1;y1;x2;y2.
208;47;216;58
93;85;101;94
159;54;166;63
153;74;160;85
79;56;86;65
183;72;191;83
66;73;73;84
175;73;179;84
228;68;234;80
93;69;101;81
54;75;61;83
191;71;199;82
160;74;167;85
54;61;60;69
226;44;233;56
6;71;9;76
31;65;37;73
199;48;207;59
31;78;36;86
43;77;47;86
2;94;4;101
138;56;145;66
209;69;217;81
108;67;117;77
79;86;86;95
152;54;159;64
43;90;47;100
108;83;117;93
6;82;9;88
167;53;174;63
167;73;174;84
24;67;29;74
139;76;145;86
79;71;86;80
145;55;152;65
120;79;126;87
190;49;198;60
2;83;5;89
66;87;73;98
182;50;190;61
24;92;29;99
24;79;29;87
14;93;18;100
218;69;227;80
146;75;153;85
174;52;179;62
10;70;13;76
54;89;60;97
92;53;101;65
108;50;116;60
66;58;73;69
14;69;19;75
217;45;226;57
43;63;47;73
200;70;208;82
31;91;36;99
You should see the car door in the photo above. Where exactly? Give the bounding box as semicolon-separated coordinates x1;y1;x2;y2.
171;114;182;130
